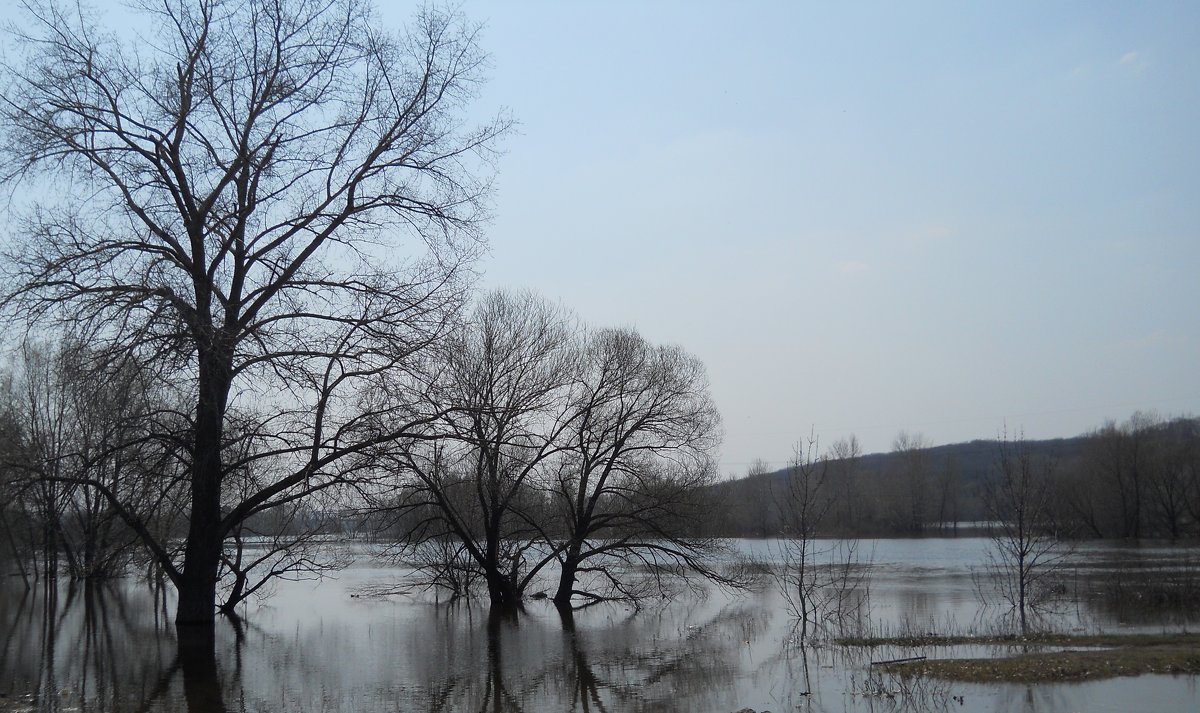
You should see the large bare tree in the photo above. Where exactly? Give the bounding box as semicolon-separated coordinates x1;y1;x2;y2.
0;0;507;628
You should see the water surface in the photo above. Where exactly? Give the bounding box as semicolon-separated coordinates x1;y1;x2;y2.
3;537;1198;712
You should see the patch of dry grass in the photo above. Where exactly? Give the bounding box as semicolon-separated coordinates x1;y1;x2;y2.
840;632;1200;648
888;645;1200;682
840;632;1200;682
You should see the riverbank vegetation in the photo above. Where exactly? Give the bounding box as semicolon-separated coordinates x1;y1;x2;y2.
713;413;1200;540
844;632;1200;682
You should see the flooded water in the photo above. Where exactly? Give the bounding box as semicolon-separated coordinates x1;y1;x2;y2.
2;538;1198;712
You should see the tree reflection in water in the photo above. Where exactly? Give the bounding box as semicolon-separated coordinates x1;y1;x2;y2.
557;607;607;713
4;581;147;709
411;600;749;712
480;611;523;713
0;579;237;713
178;629;226;713
0;576;864;710
6;552;1198;713
1;580;761;713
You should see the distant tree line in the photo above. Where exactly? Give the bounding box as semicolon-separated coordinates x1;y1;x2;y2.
1054;414;1200;539
712;413;1200;540
713;431;972;537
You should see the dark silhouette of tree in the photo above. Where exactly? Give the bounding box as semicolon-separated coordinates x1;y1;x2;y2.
385;290;577;610
982;432;1066;633
381;292;730;610
828;435;862;532
891;431;931;533
549;327;724;608
773;434;870;640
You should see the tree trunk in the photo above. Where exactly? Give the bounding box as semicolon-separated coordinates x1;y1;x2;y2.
1018;554;1028;633
553;554;579;607
176;507;222;628
176;347;232;629
484;568;521;611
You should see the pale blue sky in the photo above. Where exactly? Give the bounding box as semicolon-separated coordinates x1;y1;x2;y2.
18;1;1198;474
441;1;1200;472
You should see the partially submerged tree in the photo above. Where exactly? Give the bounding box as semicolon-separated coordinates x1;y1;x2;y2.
774;434;871;640
380;292;731;610
385;290;578;609
220;501;350;615
216;438;351;615
1;0;508;628
549;327;724;608
981;432;1066;632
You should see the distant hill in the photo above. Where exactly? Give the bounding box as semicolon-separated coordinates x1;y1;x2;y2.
709;433;1096;537
711;415;1200;538
858;435;1087;488
729;434;1088;495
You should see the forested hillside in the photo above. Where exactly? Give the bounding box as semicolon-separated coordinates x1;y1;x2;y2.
711;415;1200;539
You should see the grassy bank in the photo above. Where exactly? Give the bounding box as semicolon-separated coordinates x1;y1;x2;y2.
841;632;1200;682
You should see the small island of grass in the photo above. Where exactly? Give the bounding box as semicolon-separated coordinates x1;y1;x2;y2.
840;632;1200;683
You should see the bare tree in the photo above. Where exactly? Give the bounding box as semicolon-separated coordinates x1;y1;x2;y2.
548;327;725;608
1174;421;1200;535
220;500;349;615
1084;413;1159;538
711;458;776;537
981;432;1067;633
1142;417;1199;539
775;437;832;639
933;453;961;532
1056;413;1200;539
2;341;78;581
828;435;862;532
0;367;33;585
1;338;182;582
215;437;351;614
774;434;870;640
890;431;931;533
383;290;578;609
1;0;508;628
379;297;732;610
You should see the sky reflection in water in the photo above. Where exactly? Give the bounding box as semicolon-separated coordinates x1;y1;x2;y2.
2;537;1199;713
